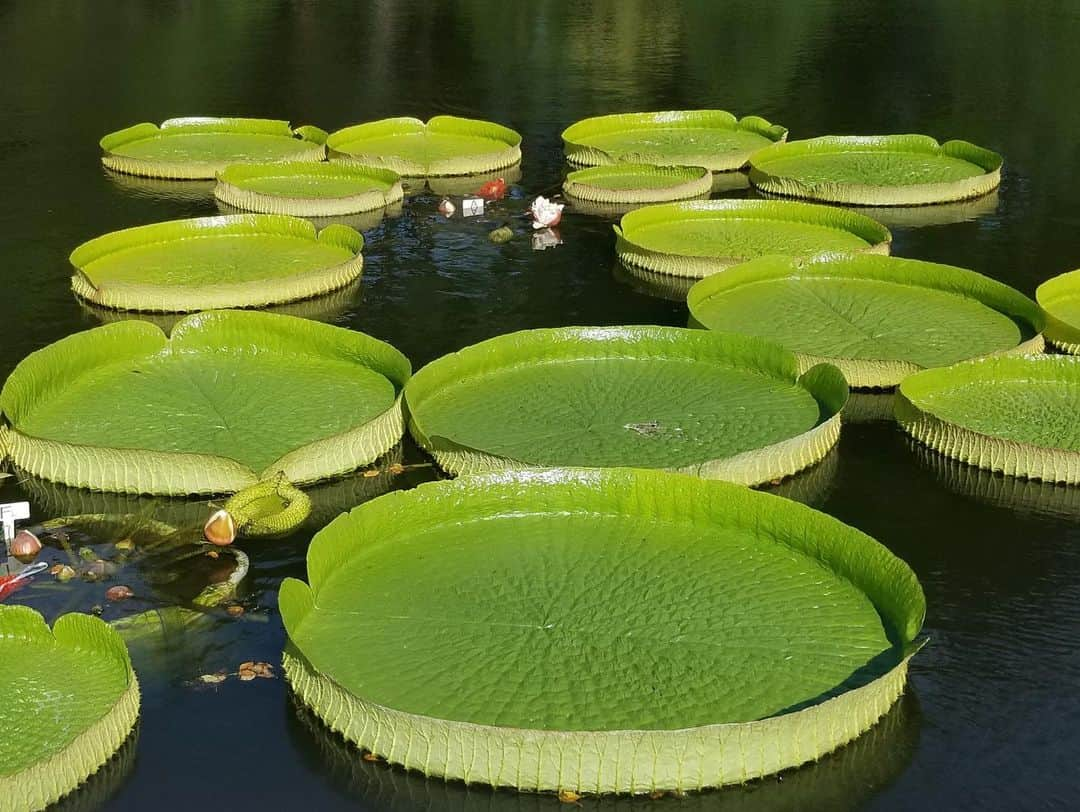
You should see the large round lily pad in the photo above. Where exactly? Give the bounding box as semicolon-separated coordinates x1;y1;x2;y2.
327;116;521;177
687;254;1045;388
100;117;327;179
70;215;364;313
897;355;1080;484
1036;269;1080;354
281;467;925;795
615;200;891;279
561;110;787;171
0;606;139;812
406;327;848;485
214;162;404;217
563;164;711;205
748;135;1002;206
0;310;411;495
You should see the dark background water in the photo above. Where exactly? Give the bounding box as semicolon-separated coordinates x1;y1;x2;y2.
1;1;1079;809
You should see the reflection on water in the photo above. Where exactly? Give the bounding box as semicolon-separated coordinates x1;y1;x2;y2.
103;170;217;203
51;725;140;812
763;446;840;508
843;391;897;424
611;261;694;302
910;440;1080;520
286;691;920;812
750;189;1000;229
79;277;365;331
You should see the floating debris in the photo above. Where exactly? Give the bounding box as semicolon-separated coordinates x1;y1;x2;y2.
106;585;134;602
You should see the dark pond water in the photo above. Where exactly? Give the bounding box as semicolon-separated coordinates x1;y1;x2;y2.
1;1;1079;809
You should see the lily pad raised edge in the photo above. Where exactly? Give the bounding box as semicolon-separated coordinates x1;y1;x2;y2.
896;355;1080;483
0;606;140;812
69;215;364;313
748;135;1002;206
214;163;405;217
405;326;849;486
561;110;788;170
100;117;328;180
279;467;924;795
687;253;1046;388
614;200;892;279
563;164;712;205
327;116;522;177
1036;269;1080;354
0;311;411;495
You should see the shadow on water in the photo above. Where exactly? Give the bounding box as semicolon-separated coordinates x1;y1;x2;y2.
285;691;921;812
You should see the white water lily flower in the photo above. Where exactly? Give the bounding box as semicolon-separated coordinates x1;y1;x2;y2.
529;195;564;229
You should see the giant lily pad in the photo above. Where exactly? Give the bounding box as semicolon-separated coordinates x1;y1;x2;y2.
563;164;711;205
1036;269;1080;354
896;355;1080;484
615;200;891;279
69;215;364;313
281;467;924;795
406;327;847;485
100;117;327;179
562;110;787;171
0;606;139;811
687;254;1045;388
215;162;404;217
327;116;521;177
748;135;1002;206
0;311;410;495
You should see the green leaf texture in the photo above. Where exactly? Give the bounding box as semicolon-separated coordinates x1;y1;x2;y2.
327;116;522;177
749;135;1002;206
406;326;847;485
615;200;891;279
215;162;404;217
1036;268;1080;354
70;214;364;313
687;253;1045;388
100;117;326;179
897;355;1080;483
281;467;924;794
0;310;410;494
561;110;787;171
563;164;712;205
0;606;139;812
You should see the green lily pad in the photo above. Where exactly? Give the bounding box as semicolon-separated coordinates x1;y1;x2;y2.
100;117;327;179
406;326;847;485
0;606;139;811
749;135;1002;206
563;164;711;205
281;467;924;794
215;162;404;217
327;116;521;177
615;200;891;279
897;355;1080;484
70;215;364;313
687;254;1044;388
562;110;787;171
1036;269;1080;354
0;311;411;495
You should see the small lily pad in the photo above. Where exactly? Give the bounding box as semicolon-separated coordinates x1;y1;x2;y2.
215;162;404;217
